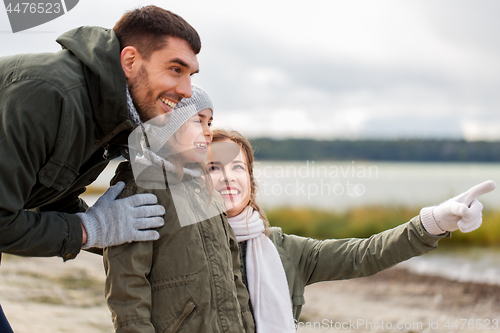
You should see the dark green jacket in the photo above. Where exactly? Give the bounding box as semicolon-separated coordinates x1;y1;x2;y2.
104;162;255;333
0;27;132;261
239;217;447;322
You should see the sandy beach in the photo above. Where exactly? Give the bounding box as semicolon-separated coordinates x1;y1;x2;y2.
1;251;500;333
298;268;500;333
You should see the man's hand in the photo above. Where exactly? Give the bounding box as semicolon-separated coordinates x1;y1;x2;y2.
77;182;165;249
420;180;496;235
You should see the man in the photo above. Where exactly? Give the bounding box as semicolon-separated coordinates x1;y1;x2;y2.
0;4;201;257
0;6;201;331
0;6;200;330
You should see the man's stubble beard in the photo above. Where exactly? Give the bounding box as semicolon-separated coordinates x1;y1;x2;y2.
128;64;157;123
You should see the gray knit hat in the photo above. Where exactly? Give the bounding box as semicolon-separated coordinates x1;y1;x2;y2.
141;85;213;153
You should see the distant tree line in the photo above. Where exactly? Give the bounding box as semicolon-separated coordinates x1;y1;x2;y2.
250;138;500;162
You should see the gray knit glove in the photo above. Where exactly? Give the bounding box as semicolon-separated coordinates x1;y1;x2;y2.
420;180;496;235
78;181;165;249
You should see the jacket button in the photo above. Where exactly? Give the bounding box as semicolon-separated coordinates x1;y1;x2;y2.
65;253;73;260
194;188;200;194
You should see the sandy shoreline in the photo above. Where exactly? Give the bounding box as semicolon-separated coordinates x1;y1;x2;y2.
298;268;500;333
1;252;500;333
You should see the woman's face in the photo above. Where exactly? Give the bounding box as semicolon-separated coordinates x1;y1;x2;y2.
208;142;251;217
174;108;213;163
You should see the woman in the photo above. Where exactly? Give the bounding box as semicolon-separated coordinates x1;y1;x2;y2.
206;129;495;332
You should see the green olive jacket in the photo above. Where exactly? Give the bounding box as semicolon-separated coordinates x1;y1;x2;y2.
0;27;132;261
238;217;447;321
104;162;255;333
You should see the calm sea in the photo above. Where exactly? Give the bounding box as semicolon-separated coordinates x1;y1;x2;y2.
252;161;500;210
84;160;500;210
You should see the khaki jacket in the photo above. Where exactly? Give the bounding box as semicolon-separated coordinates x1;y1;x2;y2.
239;217;446;321
104;162;255;333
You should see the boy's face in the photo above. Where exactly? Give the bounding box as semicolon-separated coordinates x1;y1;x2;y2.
125;37;199;122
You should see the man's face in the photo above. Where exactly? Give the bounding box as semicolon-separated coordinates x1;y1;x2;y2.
126;36;199;122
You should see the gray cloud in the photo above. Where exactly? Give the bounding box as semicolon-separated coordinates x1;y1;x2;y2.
188;0;500;140
2;0;499;139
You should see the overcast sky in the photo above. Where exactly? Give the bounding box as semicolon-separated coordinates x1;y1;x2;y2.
1;0;499;140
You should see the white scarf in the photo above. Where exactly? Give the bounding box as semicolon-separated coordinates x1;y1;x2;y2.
228;207;295;333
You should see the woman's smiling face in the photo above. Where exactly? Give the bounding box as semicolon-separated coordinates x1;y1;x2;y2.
208;142;251;217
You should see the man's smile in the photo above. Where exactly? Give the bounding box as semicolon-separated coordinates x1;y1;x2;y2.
160;96;177;112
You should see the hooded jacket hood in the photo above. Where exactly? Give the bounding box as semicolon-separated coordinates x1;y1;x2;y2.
56;26;129;135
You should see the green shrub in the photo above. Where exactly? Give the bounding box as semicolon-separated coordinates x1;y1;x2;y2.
266;206;500;247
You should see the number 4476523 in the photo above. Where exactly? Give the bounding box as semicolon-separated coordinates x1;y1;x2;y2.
5;2;61;14
444;319;498;330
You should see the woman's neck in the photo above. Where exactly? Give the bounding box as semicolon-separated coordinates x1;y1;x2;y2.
227;206;250;218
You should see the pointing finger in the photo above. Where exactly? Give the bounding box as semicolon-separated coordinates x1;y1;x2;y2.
460;180;496;206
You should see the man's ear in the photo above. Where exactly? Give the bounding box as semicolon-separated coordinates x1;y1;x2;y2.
121;46;140;79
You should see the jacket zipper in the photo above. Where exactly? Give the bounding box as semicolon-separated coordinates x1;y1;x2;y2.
174;306;195;332
102;143;110;160
96;120;133;161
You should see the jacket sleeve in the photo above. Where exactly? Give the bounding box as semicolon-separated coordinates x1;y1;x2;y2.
278;216;447;285
35;187;89;215
0;80;83;260
104;240;154;333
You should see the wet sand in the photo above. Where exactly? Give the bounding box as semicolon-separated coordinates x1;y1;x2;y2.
1;252;500;333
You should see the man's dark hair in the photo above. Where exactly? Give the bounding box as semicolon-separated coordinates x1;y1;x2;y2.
113;5;201;59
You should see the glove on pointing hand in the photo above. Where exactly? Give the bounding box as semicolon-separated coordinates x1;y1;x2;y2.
78;181;165;249
420;180;496;235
